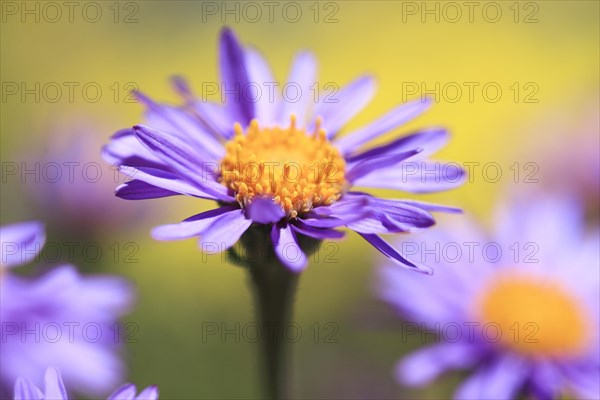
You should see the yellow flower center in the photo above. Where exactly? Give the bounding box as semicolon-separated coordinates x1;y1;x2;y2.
476;272;589;358
220;116;348;219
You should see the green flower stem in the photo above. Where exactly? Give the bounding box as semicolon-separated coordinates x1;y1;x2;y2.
248;255;298;400
234;225;320;399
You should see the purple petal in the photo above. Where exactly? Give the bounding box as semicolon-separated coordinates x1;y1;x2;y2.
171;77;233;139
135;385;159;400
353;160;466;193
279;51;317;126
171;75;194;100
397;342;480;386
346;149;422;182
138;94;225;159
454;356;529;400
44;368;68;400
108;384;137;400
346;128;449;163
102;128;164;169
291;220;345;240
313;75;376;138
0;221;45;269
152;206;238;241
219;27;254;125
300;214;350;229
189;101;235;140
115;180;179;200
199;209;252;251
359;233;432;274
131;126;234;201
316;194;435;233
133;124;214;178
400;200;463;214
335;97;433;154
118;165;232;201
271;225;307;272
246;197;285;224
14;378;44;400
245;47;278;125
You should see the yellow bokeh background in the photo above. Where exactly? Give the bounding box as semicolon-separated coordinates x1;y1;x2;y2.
1;1;598;398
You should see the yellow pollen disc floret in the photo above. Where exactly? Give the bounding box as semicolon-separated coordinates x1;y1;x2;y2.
476;273;589;358
219;116;348;219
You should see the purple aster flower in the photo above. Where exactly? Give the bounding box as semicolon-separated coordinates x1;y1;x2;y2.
23;126;150;238
0;222;134;396
13;367;158;400
378;198;600;399
103;27;464;273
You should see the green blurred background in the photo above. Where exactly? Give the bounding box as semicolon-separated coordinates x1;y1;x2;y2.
1;1;598;398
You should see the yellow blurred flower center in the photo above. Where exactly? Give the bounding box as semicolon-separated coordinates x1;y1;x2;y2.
477;273;589;358
220;116;348;219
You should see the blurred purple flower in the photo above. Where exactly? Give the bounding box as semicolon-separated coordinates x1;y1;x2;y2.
0;221;45;269
0;222;134;396
13;367;158;400
104;27;464;273
536;103;600;222
378;198;600;399
25;128;148;237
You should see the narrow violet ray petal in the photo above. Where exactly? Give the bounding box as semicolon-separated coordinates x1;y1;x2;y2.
199;209;252;251
314;75;377;138
279;50;317;125
345;128;449;163
353;161;466;193
292;221;345;240
169;76;230;141
170;75;194;101
312;196;435;233
115;180;180;200
346;213;424;234
346;149;422;182
135;385;159;400
400;200;463;214
188;101;235;140
107;384;137;400
272;224;307;272
358;233;433;274
245;46;278;125
134;90;224;158
118;165;232;201
335;97;433;154
143;104;225;159
152;206;238;241
300;215;350;228
132;124;217;181
219;27;255;125
44;368;68;400
130;127;236;201
102;130;164;170
14;378;44;400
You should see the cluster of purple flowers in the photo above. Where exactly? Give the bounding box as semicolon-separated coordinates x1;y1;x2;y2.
0;222;158;398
